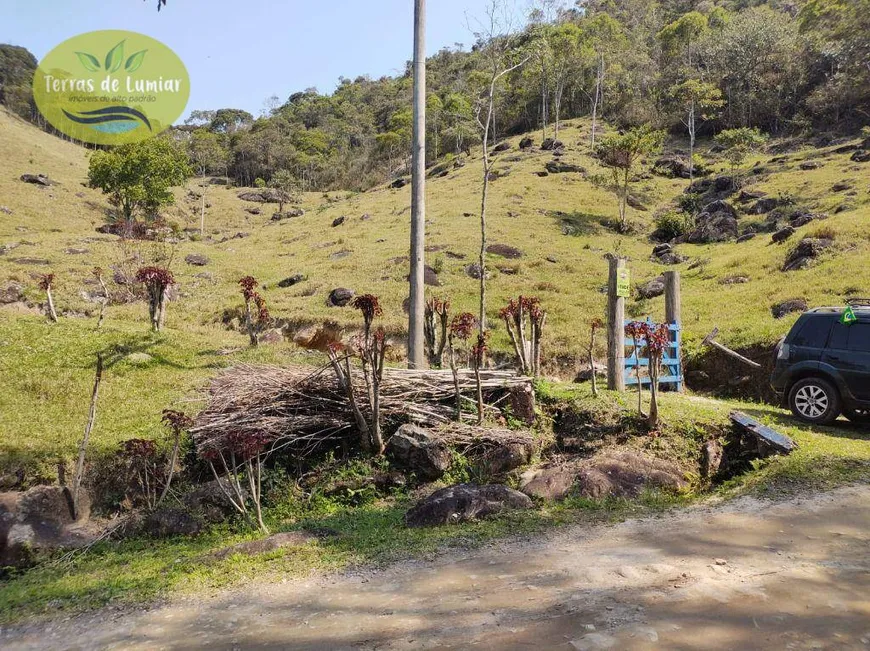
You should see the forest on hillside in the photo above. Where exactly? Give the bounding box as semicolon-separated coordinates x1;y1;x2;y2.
1;0;867;191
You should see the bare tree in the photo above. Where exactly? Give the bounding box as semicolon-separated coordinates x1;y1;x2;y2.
470;1;530;332
408;0;427;369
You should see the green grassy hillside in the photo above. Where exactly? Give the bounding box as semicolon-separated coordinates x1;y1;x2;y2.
1;108;868;475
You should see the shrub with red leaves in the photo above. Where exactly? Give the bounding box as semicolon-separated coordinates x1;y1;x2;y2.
238;276;270;345
450;313;477;341
38;273;55;291
136;266;175;331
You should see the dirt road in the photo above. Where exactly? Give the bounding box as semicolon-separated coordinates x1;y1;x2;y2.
5;485;870;650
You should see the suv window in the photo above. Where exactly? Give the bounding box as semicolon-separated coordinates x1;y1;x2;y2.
829;322;870;352
791;317;833;348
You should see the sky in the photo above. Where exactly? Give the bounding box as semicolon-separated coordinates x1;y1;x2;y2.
3;0;528;120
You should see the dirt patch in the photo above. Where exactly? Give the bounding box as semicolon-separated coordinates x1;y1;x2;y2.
685;343;777;403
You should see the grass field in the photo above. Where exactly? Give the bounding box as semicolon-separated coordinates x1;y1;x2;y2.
1;107;869;474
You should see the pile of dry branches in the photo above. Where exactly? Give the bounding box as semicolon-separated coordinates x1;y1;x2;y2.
191;363;531;459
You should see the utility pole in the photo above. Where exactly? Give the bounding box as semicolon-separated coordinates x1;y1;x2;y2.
408;0;427;369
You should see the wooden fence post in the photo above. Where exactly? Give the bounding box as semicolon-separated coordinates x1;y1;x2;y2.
664;270;681;326
606;256;626;391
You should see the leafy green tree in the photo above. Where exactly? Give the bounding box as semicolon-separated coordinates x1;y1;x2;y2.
269;169;301;213
714;127;768;185
88;138;191;224
669;79;724;180
0;44;37;119
426;94;444;160
187;128;227;177
658;11;708;67
596;125;665;231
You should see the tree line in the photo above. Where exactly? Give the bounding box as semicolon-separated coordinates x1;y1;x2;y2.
2;0;867;191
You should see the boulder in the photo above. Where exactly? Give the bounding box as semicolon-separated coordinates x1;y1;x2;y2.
20;174;52;186
637;275;666;300
652;243;673;257
327;288;355;307
790;213;818;228
702;200;737;218
652;155;702;179
782;238;833;272
713;175;735;194
142;507;203;538
486;243;522;259
386;424;451;482
492;142;510;153
390;178;409;189
0;281;25;304
685;207;738;244
574;451;687;499
1;486;92;567
478;440;533;475
545;160;585;174
277;274;306;288
799;161;822;170
404;483;532;527
271;207;305;221
238;189;281;203
184;253;210;266
750;197;780;214
540;138;564;151
519;136;534;150
771;226;796;243
245;207;262;215
771;298;807;319
519;465;579;501
720;275;749;285
736;233;757;243
832;181;853;192
850;150;870;163
331;216;346;227
465;263;489;280
702;439;724;481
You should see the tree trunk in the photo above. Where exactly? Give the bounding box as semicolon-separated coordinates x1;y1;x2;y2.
688;99;696;183
590;55;604;148
71;354;103;520
46;287;58;323
408;0;427;369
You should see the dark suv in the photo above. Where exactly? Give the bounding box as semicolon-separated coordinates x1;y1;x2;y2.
771;302;870;425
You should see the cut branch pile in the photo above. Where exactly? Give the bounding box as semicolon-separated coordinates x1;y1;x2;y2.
191;363;531;459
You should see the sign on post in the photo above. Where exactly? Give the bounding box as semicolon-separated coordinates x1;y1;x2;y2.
616;268;631;298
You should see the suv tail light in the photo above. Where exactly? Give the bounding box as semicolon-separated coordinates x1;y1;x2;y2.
778;343;790;361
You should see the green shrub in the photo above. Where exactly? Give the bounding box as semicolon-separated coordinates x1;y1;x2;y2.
654;211;694;240
677;192;704;216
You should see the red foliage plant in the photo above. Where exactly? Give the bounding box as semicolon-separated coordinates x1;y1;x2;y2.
119;438;158;460
450;312;477;341
351;294;383;334
136;266;175;289
201;430;272;463
238;276;258;302
161;409;192;432
38;273;55;291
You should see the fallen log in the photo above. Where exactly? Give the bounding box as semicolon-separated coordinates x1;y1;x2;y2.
703;328;762;369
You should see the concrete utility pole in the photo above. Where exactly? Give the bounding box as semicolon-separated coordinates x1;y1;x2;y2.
408;0;427;368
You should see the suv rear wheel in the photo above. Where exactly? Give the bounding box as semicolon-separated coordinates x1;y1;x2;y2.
788;377;841;425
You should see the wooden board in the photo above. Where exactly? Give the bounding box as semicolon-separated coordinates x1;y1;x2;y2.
730;411;797;454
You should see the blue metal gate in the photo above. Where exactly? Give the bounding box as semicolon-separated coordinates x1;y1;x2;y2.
623;317;683;391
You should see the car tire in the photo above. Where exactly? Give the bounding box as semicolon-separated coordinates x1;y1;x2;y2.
844;409;870;425
788;377;841;425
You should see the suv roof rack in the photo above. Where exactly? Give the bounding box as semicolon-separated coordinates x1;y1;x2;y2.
845;298;870;308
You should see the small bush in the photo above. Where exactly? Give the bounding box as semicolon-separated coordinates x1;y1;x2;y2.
254;177;266;188
654;211;694;241
677;192;704;216
810;225;837;240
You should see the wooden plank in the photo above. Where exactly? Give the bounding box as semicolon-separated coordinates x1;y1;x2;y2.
730;411;797;454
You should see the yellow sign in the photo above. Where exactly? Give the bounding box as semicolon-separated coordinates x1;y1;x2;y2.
616;268;630;298
33;30;189;145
